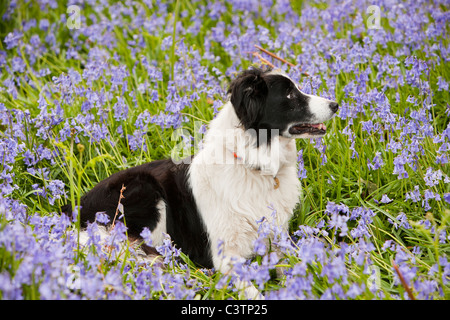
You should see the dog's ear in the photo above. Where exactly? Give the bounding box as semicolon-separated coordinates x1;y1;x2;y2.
228;68;268;130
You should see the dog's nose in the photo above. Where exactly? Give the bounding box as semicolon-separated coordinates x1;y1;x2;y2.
329;102;339;113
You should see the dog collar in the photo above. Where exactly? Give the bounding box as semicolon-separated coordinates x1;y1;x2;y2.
232;151;242;161
229;149;280;190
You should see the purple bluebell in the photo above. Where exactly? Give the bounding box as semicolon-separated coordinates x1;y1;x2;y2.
4;31;22;49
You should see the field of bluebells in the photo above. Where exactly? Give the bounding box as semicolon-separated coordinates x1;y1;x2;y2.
0;0;449;300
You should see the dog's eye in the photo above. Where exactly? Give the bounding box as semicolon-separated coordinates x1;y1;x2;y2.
286;86;295;99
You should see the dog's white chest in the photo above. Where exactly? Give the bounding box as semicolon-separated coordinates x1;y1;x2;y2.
189;158;301;254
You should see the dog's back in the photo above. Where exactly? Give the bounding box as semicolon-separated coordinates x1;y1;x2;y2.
62;159;214;268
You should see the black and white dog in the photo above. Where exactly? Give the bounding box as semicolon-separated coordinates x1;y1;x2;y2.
64;67;338;298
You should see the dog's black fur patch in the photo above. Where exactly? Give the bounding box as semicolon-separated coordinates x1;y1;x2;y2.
62;159;214;268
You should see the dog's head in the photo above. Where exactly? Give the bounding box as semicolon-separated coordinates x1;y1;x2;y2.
228;67;338;141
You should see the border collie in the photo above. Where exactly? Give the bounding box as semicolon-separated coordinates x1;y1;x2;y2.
63;67;338;299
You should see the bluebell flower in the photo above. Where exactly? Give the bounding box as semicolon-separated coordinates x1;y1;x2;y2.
113;97;128;121
436;77;449;91
156;234;181;265
253;236;267;256
140;227;152;247
4;31;23;49
352;239;375;266
424;167;443;187
393;264;417;295
422;189;441;211
382;240;395;252
109;221;128;244
109;64;129;88
320;288;336;300
160;35;173;51
296;149;307;180
11;57;26;73
367;152;385;170
392;152;410;179
405;185;421;203
95;212;110;225
346;283;364;299
312;138;327;165
388;212;411;230
328;214;349;237
46;179;66;205
3;78;18;99
415;279;438;300
397;212;411;229
39;19;50;31
380;194;393;203
321;255;348;284
350;221;371;239
444;193;450;204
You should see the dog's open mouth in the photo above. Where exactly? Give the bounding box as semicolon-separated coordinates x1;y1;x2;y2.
288;123;327;135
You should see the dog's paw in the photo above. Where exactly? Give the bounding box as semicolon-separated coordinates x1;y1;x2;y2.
245;285;265;300
238;283;265;300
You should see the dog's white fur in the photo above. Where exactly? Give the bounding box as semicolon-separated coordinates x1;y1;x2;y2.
190;101;300;266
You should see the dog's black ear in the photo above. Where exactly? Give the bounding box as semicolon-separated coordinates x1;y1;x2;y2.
228;68;268;130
